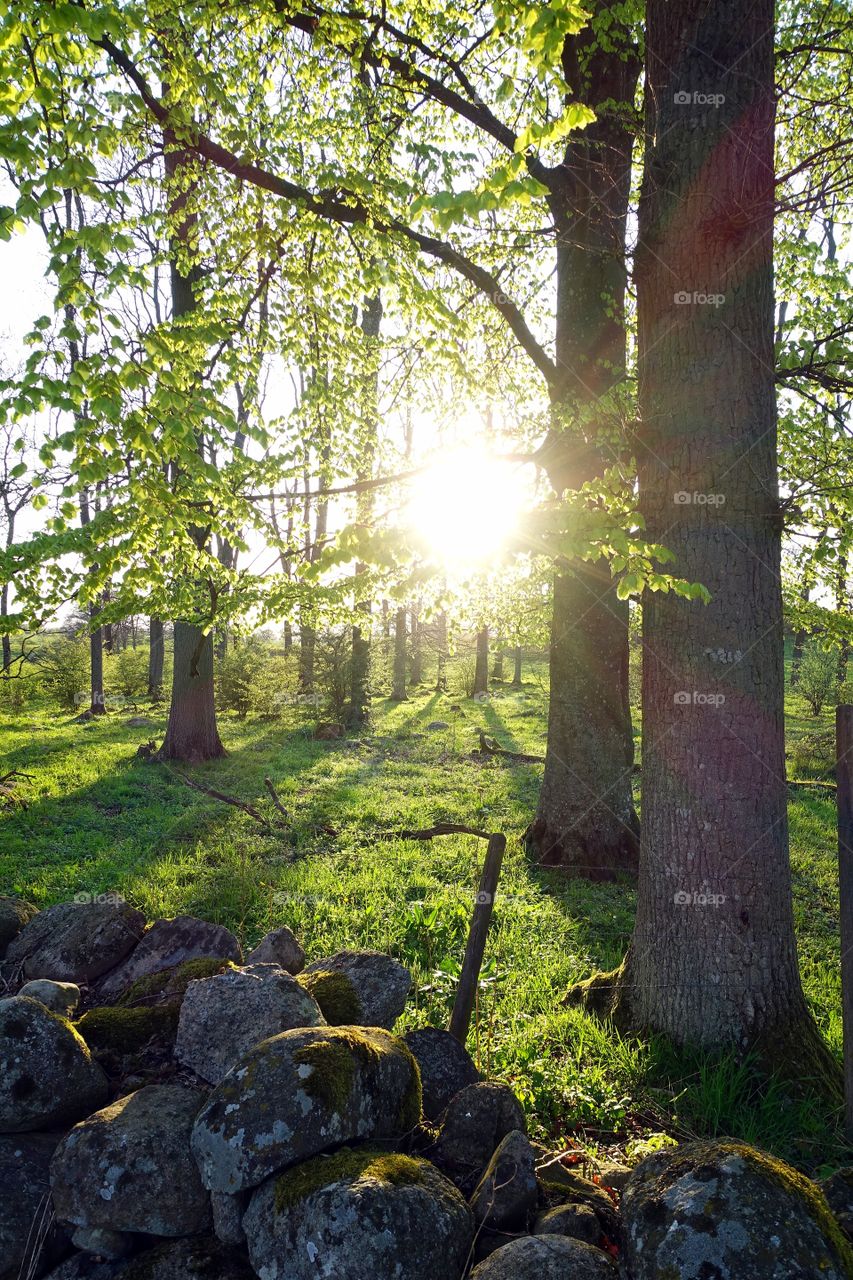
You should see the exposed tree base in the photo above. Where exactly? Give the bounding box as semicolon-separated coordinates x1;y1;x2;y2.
525;818;638;883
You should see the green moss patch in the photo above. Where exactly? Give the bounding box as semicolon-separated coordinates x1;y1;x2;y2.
297;969;361;1024
117;957;235;1007
274;1146;423;1212
77;1004;178;1057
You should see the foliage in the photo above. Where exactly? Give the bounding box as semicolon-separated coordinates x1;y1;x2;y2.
36;635;90;710
109;647;149;703
216;639;272;719
797;641;839;717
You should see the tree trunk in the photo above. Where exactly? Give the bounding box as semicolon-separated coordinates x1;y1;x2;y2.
283;621;293;653
473;627;489;697
90;626;105;715
148;617;164;700
348;293;382;729
791;625;807;687
391;607;407;701
491;645;503;680
837;546;850;689
435;610;449;692
512;646;523;687
299;623;315;693
591;0;835;1078
528;25;641;879
410;606;423;685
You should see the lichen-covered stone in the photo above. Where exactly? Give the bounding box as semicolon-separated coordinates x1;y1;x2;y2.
297;968;362;1024
470;1130;538;1229
18;979;80;1017
244;1147;473;1280
302;950;411;1028
0;897;38;959
537;1161;621;1245
246;926;305;975
71;1228;134;1260
116;957;234;1008
76;1005;178;1065
620;1139;853;1279
42;1239;254;1280
403;1026;481;1121
822;1167;853;1238
191;1024;422;1193
7;901;145;983
175;963;324;1084
98;917;242;999
50;1085;210;1237
469;1235;617;1278
0;1133;67;1279
0;996;108;1132
432;1082;526;1189
210;1190;248;1245
534;1202;601;1244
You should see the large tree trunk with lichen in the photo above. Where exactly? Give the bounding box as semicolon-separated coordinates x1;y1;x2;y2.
594;0;835;1078
528;23;640;879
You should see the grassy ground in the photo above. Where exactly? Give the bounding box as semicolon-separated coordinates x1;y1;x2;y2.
0;645;846;1174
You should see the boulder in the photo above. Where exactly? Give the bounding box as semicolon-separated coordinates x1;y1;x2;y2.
76;1004;179;1075
18;979;80;1016
41;1256;122;1280
300;949;410;1028
51;1085;210;1237
246;925;305;974
426;720;450;730
0;897;38;958
191;1024;421;1193
469;1235;617;1278
42;1239;254;1280
536;1160;621;1245
403;1026;481;1121
621;1139;853;1279
822;1167;853;1237
470;1130;538;1229
210;1190;248;1246
7;901;145;983
98;917;241;998
432;1082;526;1189
174;963;325;1084
534;1203;601;1245
0;1133;67;1280
243;1147;473;1280
0;996;108;1132
71;1229;134;1260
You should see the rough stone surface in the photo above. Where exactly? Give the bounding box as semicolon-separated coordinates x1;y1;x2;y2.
210;1191;248;1246
426;720;450;730
99;916;242;998
246;926;305;975
7;901;145;983
432;1081;526;1188
18;979;80;1016
470;1130;538;1229
469;1235;617;1278
51;1085;210;1237
534;1202;601;1244
43;1239;254;1280
621;1139;853;1279
0;1133;66;1280
403;1026;480;1121
536;1155;621;1244
822;1167;853;1238
302;949;410;1028
175;963;324;1084
191;1024;421;1193
244;1147;473;1280
595;1159;631;1192
0;897;38;959
0;996;108;1132
71;1228;134;1260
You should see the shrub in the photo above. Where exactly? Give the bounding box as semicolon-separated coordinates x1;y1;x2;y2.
314;631;352;721
249;652;301;719
797;641;838;716
110;647;149;703
789;730;835;778
37;635;90;710
216;638;269;718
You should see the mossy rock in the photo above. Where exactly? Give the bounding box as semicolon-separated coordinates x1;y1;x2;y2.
300;950;411;1028
620;1138;853;1279
296;969;361;1025
77;1005;179;1061
0;996;107;1132
117;957;235;1009
0;896;38;959
273;1147;424;1212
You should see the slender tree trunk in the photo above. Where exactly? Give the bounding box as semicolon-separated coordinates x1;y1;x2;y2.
410;605;423;685
473;627;489;697
512;646;523;687
838;549;850;688
283;621;293;653
391;607;408;701
0;588;10;676
148;618;164;700
527;22;641;879
435;610;448;692
348;293;382;728
491;645;503;680
588;0;836;1081
299;626;315;693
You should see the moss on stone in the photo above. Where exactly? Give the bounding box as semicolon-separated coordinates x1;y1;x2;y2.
297;969;361;1025
118;957;235;1008
77;1004;178;1057
293;1037;357;1114
274;1146;424;1213
394;1041;422;1132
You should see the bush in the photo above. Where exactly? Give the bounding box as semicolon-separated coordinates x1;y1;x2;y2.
797;641;838;716
789;730;835;778
216;639;269;718
248;652;301;719
314;631;352;721
37;635;90;710
110;647;149;703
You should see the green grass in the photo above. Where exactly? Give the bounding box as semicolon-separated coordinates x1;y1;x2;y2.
0;648;848;1173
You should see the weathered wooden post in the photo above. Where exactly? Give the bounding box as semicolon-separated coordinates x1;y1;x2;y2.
837;704;853;1136
449;832;506;1044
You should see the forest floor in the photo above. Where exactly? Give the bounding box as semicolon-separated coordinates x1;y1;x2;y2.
0;656;845;1174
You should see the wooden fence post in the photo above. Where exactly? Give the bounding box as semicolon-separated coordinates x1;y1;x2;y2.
449;832;506;1044
837;705;853;1137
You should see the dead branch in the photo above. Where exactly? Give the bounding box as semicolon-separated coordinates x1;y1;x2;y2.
379;821;492;841
476;730;545;764
264;776;289;819
162;765;271;825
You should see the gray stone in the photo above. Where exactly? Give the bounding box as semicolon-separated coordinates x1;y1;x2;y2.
243;1147;473;1280
403;1026;481;1121
469;1235;617;1278
98;916;241;998
19;979;80;1016
42;1255;121;1280
426;720;450;730
534;1202;600;1244
246;925;305;974
595;1159;631;1192
71;1228;134;1260
302;949;411;1028
191;1024;421;1193
0;897;38;959
621;1139;853;1279
43;1239;254;1280
7;901;145;983
210;1191;248;1246
535;1151;621;1243
0;996;108;1132
175;962;324;1084
0;1133;67;1280
433;1081;526;1187
822;1167;853;1237
50;1085;210;1237
470;1130;538;1229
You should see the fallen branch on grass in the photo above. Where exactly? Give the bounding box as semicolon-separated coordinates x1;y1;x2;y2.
379;821;492;841
786;778;836;792
264;776;289;818
0;769;33;809
162;765;272;825
476;730;545;764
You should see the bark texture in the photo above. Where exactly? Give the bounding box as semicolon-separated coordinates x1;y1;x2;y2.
147;617;164;699
473;627;489;697
391;606;407;701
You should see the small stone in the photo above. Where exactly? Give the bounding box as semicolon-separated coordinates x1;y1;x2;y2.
126;717;155;728
0;897;38;959
211;1191;248;1246
822;1167;853;1237
595;1159;631;1192
426;720;450;730
314;722;344;740
18;979;80;1016
175;963;325;1084
98;916;242;998
534;1203;600;1244
71;1228;134;1260
7;901;145;983
470;1130;538;1229
403;1026;481;1121
0;996;108;1132
246;925;305;974
433;1082;526;1189
469;1235;617;1278
301;949;411;1029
